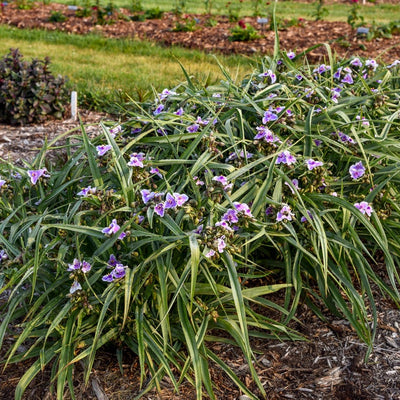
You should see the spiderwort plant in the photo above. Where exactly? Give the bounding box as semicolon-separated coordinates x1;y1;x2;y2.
1;48;400;400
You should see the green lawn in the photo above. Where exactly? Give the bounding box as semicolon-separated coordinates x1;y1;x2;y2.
0;25;254;110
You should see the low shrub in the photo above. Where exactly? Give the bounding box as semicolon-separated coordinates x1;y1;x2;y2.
144;7;164;19
0;48;69;125
229;20;260;41
48;10;67;23
1;49;400;399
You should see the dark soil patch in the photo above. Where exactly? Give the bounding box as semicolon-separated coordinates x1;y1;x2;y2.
0;2;400;63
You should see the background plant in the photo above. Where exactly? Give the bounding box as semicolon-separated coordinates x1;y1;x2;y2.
1;48;400;400
229;20;260;41
0;48;69;125
311;0;329;21
347;0;364;29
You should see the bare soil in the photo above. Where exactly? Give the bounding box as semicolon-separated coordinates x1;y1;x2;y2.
0;2;400;63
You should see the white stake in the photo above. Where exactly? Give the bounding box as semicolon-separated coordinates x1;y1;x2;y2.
71;91;78;121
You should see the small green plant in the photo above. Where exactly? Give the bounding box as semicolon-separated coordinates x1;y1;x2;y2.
311;0;329;21
205;17;218;27
130;0;142;12
173;17;198;32
48;11;67;23
172;0;186;15
204;0;213;14
144;7;164;19
0;48;69;125
229;20;260;41
225;1;240;22
252;0;264;16
15;0;33;9
348;0;364;29
75;7;91;17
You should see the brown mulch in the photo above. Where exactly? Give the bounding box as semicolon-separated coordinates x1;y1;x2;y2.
0;2;400;63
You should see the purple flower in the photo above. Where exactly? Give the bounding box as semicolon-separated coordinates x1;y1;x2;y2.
141;189;155;204
296;74;303;81
212;175;229;186
193;224;203;234
331;87;342;103
112;263;127;279
342;73;354;84
350;58;363;68
284;178;300;194
68;258;81;271
96;145;112;156
81;261;92;273
154;203;165;217
234;202;253;218
276;205;295;222
186;124;200;133
255;126;281;144
174;107;184;116
118;232;126;240
164;193;177;209
215;221;234;231
70;280;82;294
222;209;239;224
217;236;226;253
354;201;373;217
77;185;96;197
128;152;145;168
109;125;122;137
150;167;163;178
349;161;365;180
387;60;400;69
336;131;355;144
365;59;378;71
153;104;164;115
306;159;323;170
28;168;49;185
187;123;200;133
0;249;8;262
159;88;176;101
131;128;142;134
259;69;277;84
102;274;114;283
102;219;121;235
108;254;118;267
276;150;297;166
205;249;216;258
333;67;342;79
0;179;6;187
314;139;323;147
196;116;209;126
262;110;278;124
356;115;370;126
193;176;205;186
173;193;189;206
301;210;313;223
287;51;296;59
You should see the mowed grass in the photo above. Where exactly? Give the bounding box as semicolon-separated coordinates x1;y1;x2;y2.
0;26;254;110
56;0;400;23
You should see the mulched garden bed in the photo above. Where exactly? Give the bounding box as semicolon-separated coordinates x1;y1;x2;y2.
0;2;400;63
1;3;400;399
